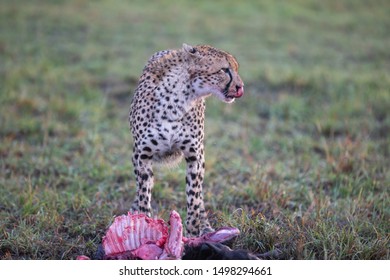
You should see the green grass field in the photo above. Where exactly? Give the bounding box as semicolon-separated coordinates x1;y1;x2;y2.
0;0;389;259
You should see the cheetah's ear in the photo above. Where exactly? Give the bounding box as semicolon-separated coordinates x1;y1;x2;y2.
182;43;197;55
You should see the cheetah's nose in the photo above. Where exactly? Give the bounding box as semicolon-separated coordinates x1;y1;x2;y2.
234;85;244;98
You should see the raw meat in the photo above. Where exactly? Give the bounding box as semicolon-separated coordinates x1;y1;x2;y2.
77;210;240;260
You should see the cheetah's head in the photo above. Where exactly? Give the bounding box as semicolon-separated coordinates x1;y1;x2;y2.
183;43;244;103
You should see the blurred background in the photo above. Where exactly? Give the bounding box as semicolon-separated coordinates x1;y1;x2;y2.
0;0;389;259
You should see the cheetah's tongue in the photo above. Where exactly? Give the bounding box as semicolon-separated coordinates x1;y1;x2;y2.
234;86;244;98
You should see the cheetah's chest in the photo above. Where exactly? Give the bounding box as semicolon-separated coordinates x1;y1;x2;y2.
154;121;184;148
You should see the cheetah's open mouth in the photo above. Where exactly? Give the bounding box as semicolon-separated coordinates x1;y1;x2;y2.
233;86;244;98
225;86;244;100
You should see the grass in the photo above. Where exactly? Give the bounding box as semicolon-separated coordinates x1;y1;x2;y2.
0;0;389;259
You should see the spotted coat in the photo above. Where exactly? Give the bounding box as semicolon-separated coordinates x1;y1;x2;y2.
129;44;244;236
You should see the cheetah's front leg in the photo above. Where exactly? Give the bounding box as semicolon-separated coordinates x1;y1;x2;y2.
184;147;213;236
131;151;154;216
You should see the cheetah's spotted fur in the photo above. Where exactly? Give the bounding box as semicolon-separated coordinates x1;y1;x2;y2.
129;44;244;236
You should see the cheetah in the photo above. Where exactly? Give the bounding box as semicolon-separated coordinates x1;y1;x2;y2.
129;43;244;236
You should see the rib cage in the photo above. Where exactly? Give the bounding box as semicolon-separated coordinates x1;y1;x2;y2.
102;212;168;255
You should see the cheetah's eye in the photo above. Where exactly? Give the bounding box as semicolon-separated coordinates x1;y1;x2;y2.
221;68;230;74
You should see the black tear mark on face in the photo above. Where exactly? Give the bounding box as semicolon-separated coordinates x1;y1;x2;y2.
223;68;233;95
